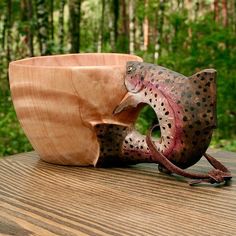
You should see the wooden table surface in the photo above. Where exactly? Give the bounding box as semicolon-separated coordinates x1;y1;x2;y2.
0;150;235;236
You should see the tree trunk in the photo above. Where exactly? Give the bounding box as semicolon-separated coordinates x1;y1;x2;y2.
214;0;219;23
121;0;128;35
1;12;7;51
58;0;65;53
222;0;228;27
21;0;34;56
69;0;81;53
113;0;119;45
143;0;149;51
27;0;34;56
154;0;165;63
119;0;128;52
97;0;105;53
50;0;54;41
35;0;49;55
109;5;115;52
128;0;135;54
6;0;12;63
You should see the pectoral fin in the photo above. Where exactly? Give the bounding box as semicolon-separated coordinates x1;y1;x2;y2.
113;92;142;114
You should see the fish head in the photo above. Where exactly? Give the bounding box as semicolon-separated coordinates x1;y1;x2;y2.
125;61;147;93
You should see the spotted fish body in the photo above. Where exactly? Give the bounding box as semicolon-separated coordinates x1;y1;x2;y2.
95;124;152;166
95;62;231;184
114;62;217;169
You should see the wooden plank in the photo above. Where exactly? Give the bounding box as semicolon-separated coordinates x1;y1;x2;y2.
0;150;235;236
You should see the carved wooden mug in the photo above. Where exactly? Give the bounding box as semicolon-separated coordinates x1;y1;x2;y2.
9;53;231;185
9;53;143;166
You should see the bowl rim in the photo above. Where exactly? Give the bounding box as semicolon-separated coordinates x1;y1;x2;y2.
9;53;143;69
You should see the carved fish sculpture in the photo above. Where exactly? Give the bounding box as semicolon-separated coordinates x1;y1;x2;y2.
96;62;231;185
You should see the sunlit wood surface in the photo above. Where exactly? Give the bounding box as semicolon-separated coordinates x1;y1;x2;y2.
0;149;235;236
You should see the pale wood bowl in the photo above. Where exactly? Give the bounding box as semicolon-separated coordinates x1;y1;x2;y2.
9;53;143;165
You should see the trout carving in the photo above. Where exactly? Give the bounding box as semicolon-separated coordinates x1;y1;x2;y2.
96;62;231;185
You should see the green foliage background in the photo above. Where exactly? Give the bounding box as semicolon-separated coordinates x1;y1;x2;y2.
0;0;235;156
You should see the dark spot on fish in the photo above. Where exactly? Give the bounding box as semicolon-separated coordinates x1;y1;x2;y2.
196;120;201;125
154;105;156;108
195;130;200;136
168;123;171;128
144;92;147;96
190;107;194;111
210;78;214;81
155;94;157;98
165;111;169;115
183;116;188;121
203;114;207;118
197;102;201;106
210;103;214;107
156;84;159;88
203;88;207;92
162;127;166;130
125;140;128;144
192;141;197;145
196;91;200;95
202;98;206;102
185;109;188;112
206;121;210;125
130;145;134;148
129;138;132;141
149;88;152;92
207;109;211;113
158;71;163;75
141;75;144;81
210;116;213;120
167;136;170;139
177;100;181;104
189;125;193;129
194;80;197;83
205;82;211;87
149;99;152;103
201;77;205;80
159;117;162;120
140;146;143;149
198;85;202;89
161;102;164;106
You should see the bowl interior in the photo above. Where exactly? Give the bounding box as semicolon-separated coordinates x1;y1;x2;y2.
11;53;143;68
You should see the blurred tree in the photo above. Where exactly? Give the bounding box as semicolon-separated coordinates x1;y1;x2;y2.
69;0;81;53
35;0;50;55
58;0;66;53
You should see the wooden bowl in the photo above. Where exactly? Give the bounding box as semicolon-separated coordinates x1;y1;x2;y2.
9;53;143;165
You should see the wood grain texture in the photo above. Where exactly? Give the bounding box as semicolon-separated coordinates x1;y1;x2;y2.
9;53;143;166
0;150;235;236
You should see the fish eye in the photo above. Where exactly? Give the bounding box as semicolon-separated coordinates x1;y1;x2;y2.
127;66;133;74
